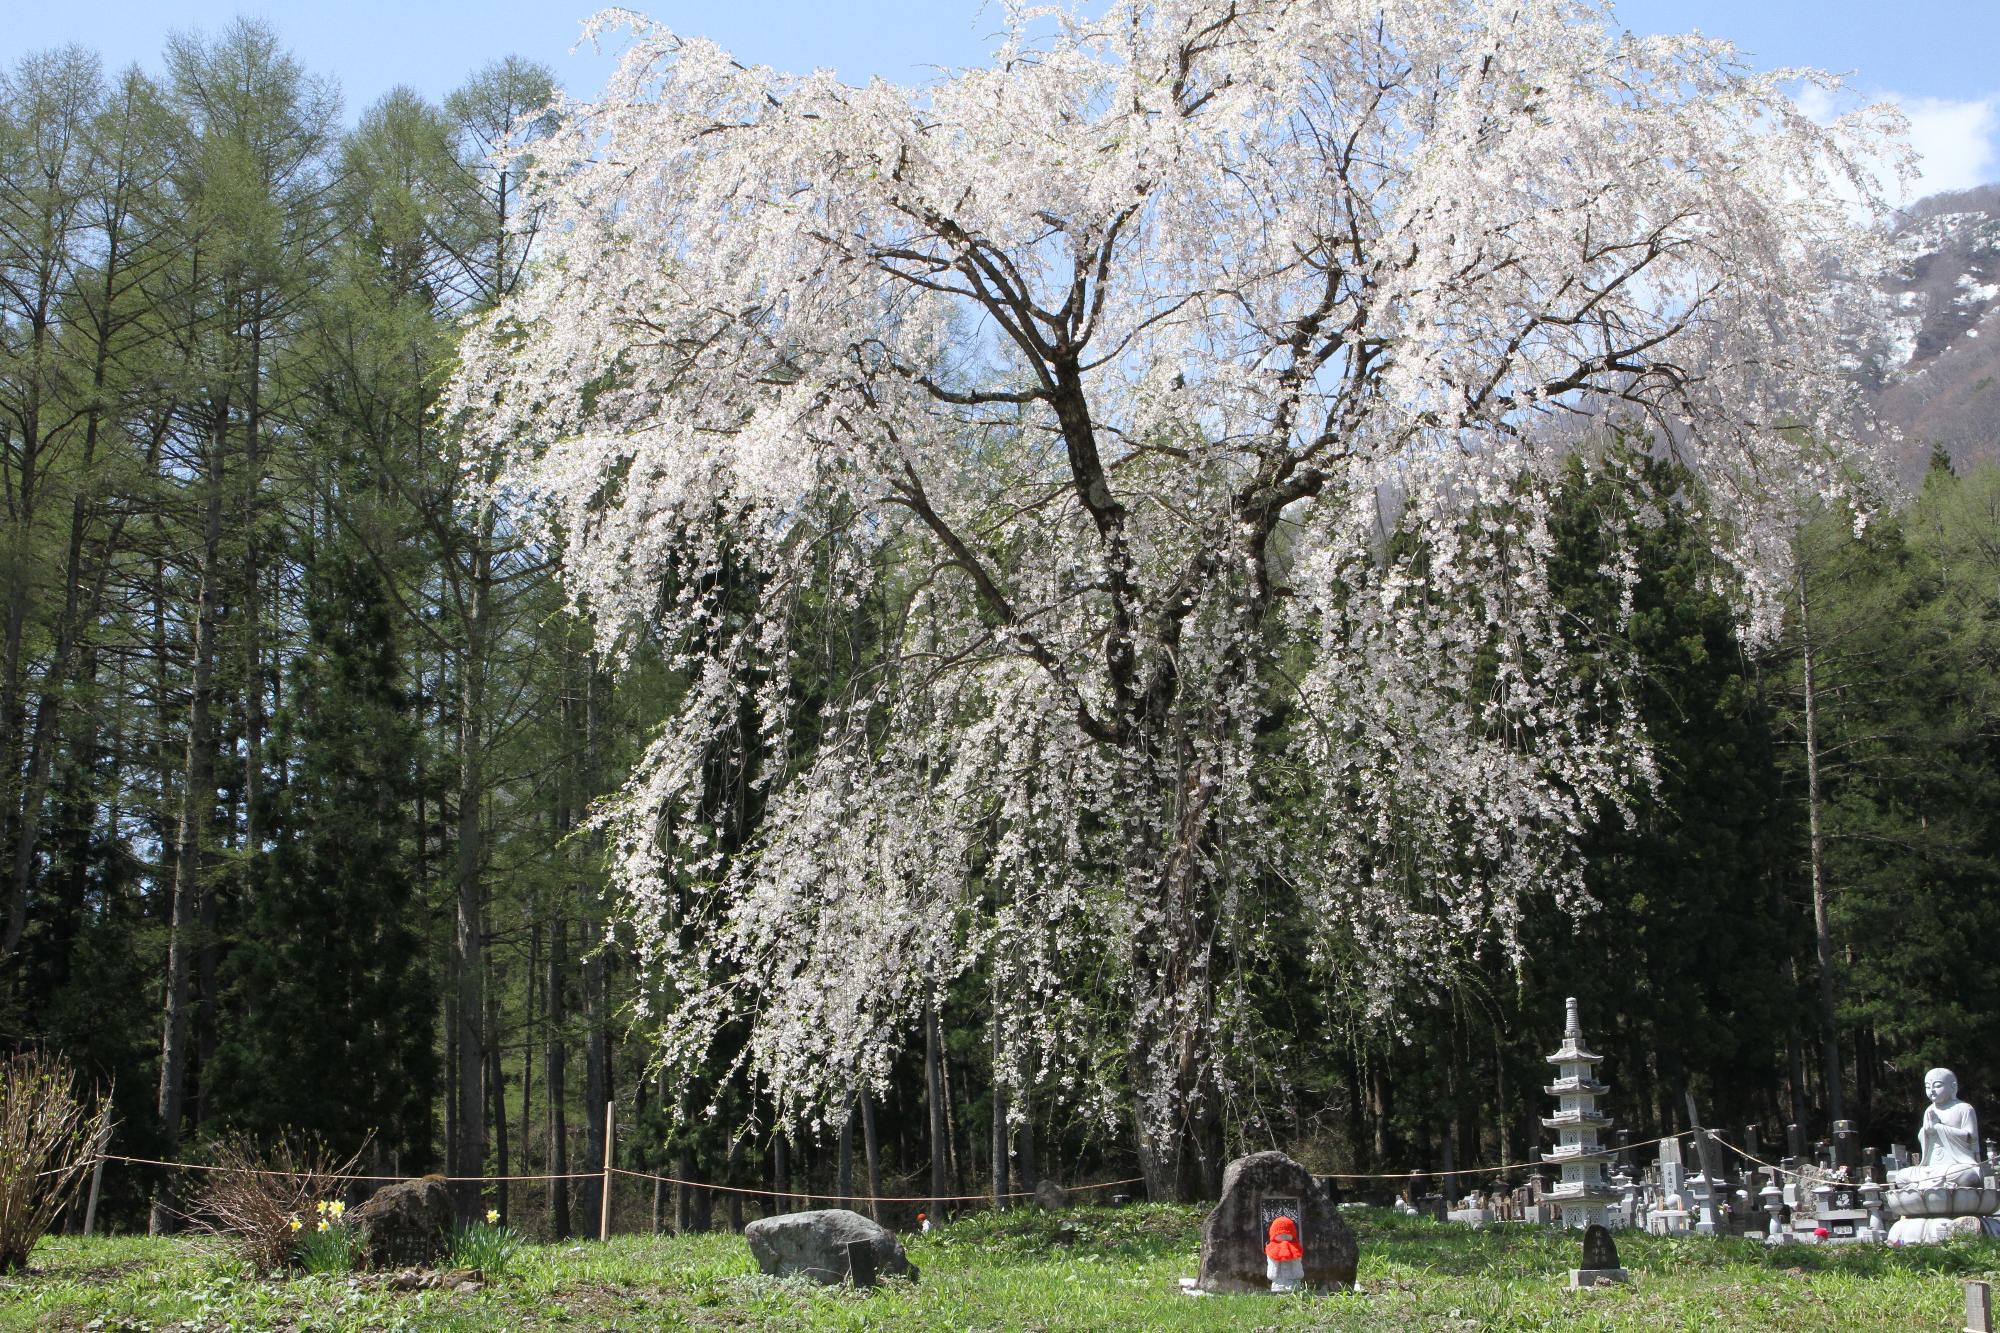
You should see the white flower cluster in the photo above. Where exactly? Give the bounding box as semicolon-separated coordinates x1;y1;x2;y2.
451;0;1896;1153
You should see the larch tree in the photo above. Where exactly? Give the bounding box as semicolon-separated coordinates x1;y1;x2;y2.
148;17;337;1231
455;0;1902;1199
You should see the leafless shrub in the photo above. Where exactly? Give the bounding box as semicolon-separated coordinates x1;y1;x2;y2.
192;1133;368;1276
0;1049;112;1271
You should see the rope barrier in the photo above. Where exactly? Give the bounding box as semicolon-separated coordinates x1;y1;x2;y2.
94;1152;602;1184
1702;1131;1927;1188
1702;1132;1813;1183
87;1151;1143;1205
1313;1129;1697;1181
607;1164;1145;1205
84;1128;1732;1201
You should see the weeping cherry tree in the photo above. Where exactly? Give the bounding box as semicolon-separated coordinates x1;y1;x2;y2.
453;0;1901;1199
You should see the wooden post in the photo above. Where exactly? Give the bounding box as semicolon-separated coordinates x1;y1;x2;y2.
600;1099;615;1241
82;1126;110;1236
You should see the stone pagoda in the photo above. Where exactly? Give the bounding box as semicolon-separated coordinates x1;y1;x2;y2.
1541;997;1618;1229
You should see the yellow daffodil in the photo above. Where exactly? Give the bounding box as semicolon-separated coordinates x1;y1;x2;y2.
485;1209;499;1225
288;1217;301;1233
317;1219;330;1233
329;1200;345;1218
315;1200;328;1216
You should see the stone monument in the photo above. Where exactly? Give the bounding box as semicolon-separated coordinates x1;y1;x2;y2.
1647;1137;1688;1236
1811;1176;1869;1244
1197;1151;1358;1292
352;1177;455;1268
1885;1069;2000;1242
1540;997;1618;1229
1568;1222;1628;1288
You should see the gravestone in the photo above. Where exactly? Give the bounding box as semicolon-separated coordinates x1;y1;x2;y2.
353;1177;455;1269
1815;1178;1867;1243
1833;1121;1860;1175
1568;1223;1628;1288
744;1209;916;1285
1658;1139;1683;1196
1648;1138;1687;1235
1197;1151;1357;1293
1446;1203;1492;1227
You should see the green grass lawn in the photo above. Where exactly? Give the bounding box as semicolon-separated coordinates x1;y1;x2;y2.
3;1205;1995;1331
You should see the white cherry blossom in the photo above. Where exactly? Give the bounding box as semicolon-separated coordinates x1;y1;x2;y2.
452;0;1901;1198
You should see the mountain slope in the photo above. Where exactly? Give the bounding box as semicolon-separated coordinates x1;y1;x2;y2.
1864;185;2000;482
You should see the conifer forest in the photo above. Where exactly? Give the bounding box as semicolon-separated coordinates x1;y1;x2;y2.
4;9;1998;1237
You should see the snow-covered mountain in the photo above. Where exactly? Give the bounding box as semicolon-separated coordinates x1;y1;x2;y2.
1862;185;2000;482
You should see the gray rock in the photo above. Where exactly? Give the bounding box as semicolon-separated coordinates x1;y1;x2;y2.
1197;1151;1358;1293
1034;1178;1069;1210
743;1208;917;1285
353;1178;455;1269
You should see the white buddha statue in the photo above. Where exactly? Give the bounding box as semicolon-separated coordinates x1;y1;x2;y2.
1891;1068;1984;1189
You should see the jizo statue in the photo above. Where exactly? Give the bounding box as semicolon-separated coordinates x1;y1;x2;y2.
1891;1069;1984;1188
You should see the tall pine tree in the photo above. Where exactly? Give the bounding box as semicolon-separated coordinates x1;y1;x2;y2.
214;544;434;1166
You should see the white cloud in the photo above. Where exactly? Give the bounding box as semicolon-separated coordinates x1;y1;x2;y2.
1793;84;1998;209
1894;94;1999;198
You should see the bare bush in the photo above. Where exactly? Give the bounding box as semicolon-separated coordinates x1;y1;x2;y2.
192;1133;368;1275
0;1050;112;1271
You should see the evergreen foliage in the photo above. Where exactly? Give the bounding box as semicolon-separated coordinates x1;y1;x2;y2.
0;14;1991;1231
214;545;434;1166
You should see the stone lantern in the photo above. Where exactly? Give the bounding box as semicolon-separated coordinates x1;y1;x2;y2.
1540;998;1618;1229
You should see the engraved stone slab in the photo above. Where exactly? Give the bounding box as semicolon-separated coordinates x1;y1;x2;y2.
1197;1152;1358;1293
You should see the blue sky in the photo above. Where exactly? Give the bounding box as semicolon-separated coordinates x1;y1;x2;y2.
12;1;1998;195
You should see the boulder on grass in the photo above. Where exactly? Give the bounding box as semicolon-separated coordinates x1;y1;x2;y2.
744;1208;917;1285
1197;1151;1357;1293
1034;1178;1069;1210
354;1177;455;1269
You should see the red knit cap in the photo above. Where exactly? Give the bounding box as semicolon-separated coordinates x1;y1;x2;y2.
1265;1215;1303;1262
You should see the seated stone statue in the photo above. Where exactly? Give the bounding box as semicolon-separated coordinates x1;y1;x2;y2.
1891;1068;1985;1189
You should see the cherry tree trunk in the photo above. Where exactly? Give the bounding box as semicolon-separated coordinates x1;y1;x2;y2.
1125;758;1225;1203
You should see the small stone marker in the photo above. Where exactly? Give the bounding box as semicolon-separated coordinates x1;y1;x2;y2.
353;1177;456;1269
1034;1177;1069;1210
1567;1223;1629;1289
845;1238;877;1288
1582;1224;1619;1268
1968;1280;1993;1333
